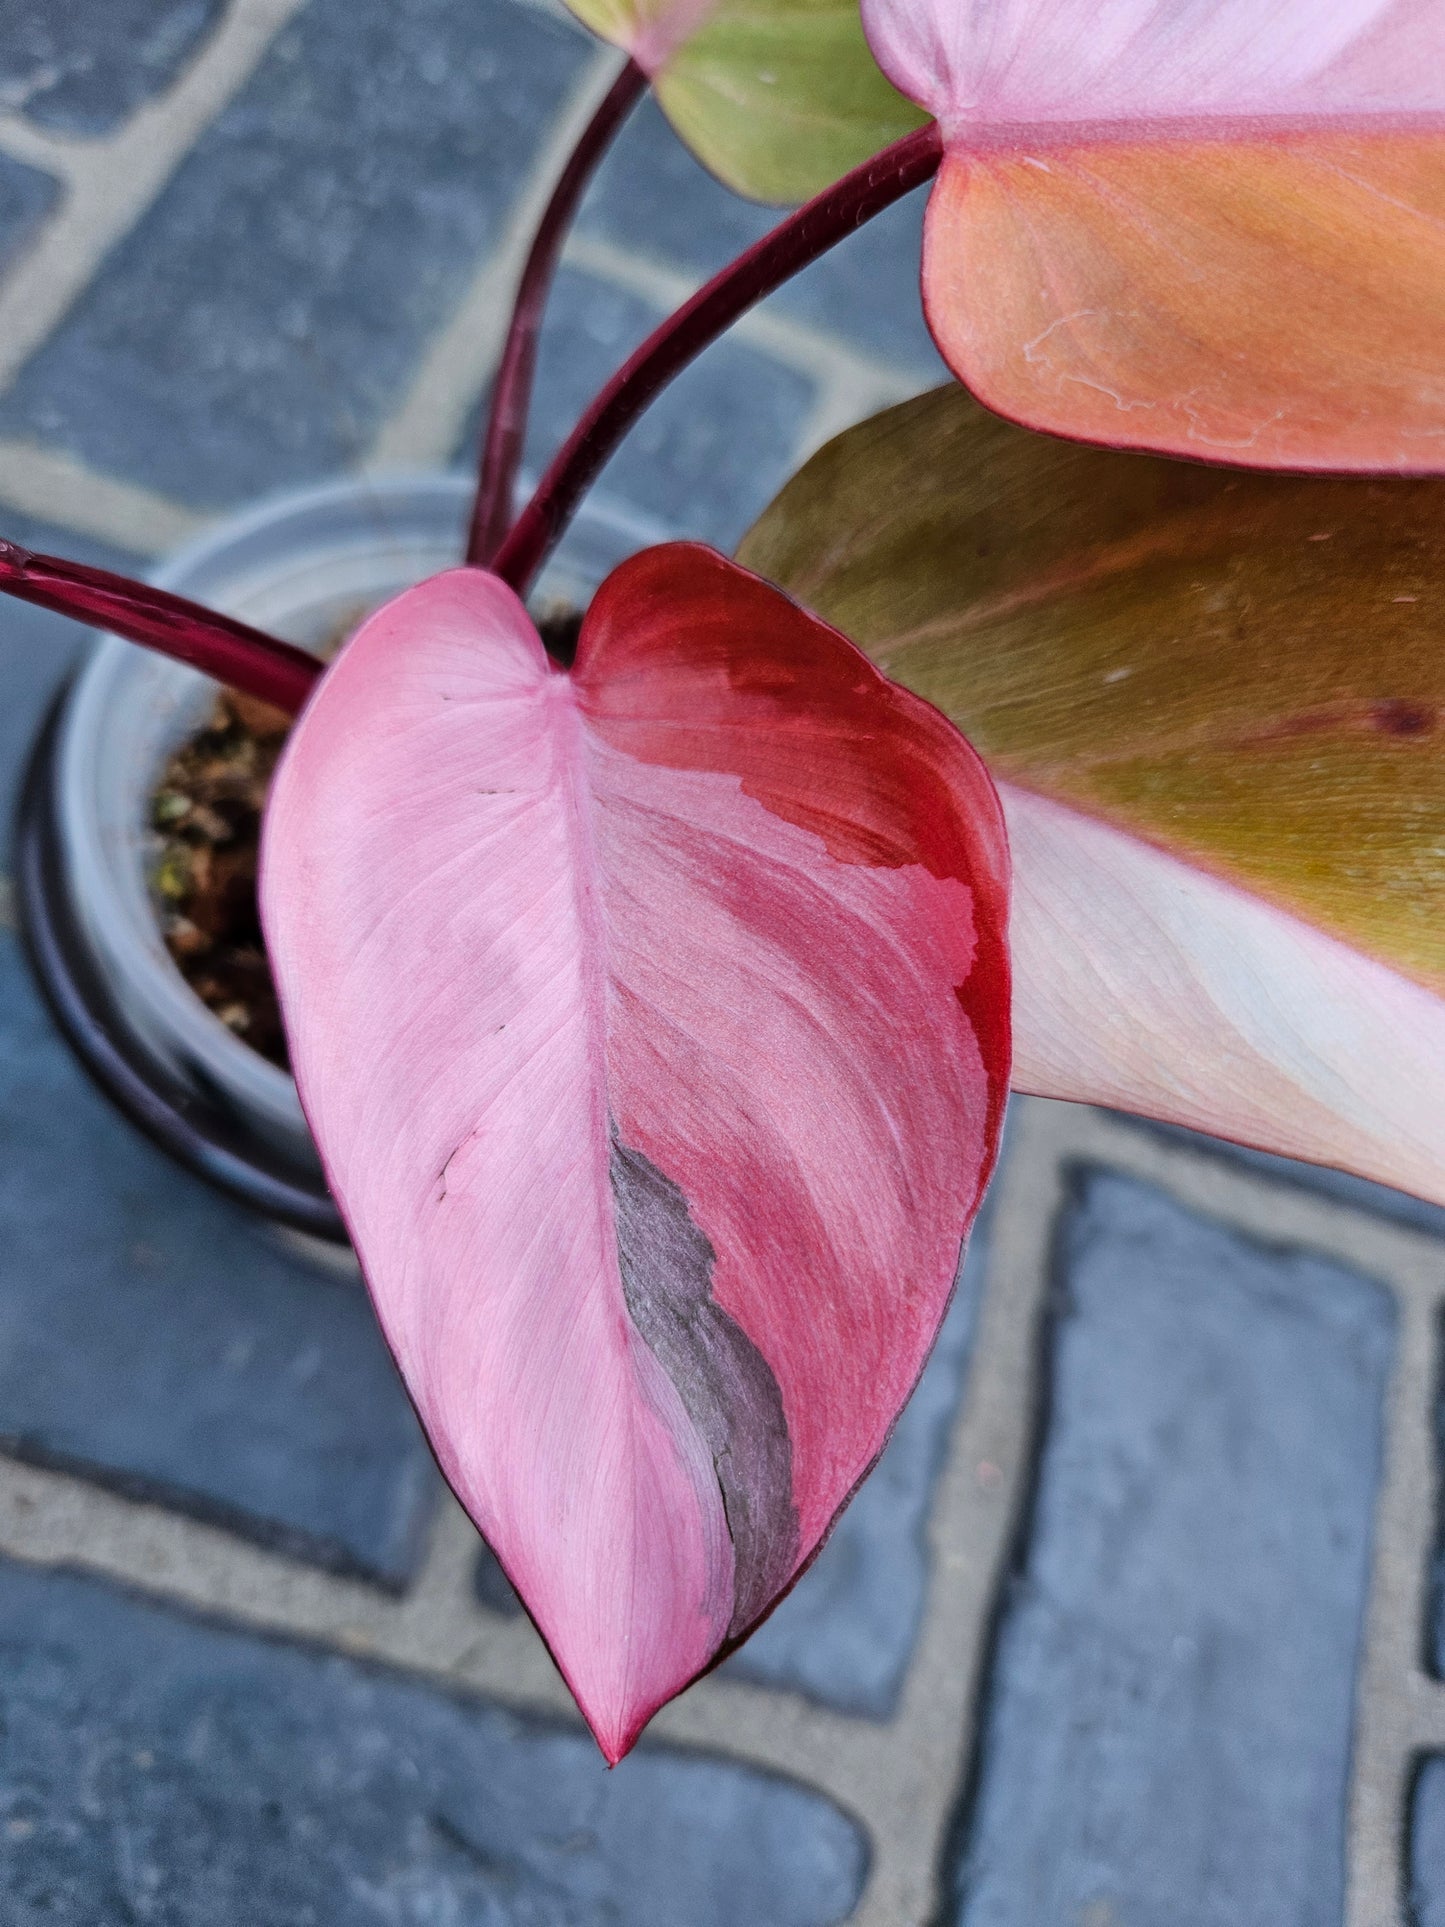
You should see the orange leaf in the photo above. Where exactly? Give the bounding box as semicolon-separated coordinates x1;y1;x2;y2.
860;0;1445;470
924;132;1445;471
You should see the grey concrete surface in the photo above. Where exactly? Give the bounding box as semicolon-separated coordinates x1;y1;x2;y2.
1412;1759;1445;1927
514;264;816;550
0;152;54;272
0;1557;866;1926
952;1171;1394;1927
0;0;592;505
0;0;224;134
0;928;441;1584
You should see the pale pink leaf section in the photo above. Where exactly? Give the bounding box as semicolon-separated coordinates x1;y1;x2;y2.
1006;784;1445;1207
861;0;1445;132
573;0;722;72
260;571;731;1760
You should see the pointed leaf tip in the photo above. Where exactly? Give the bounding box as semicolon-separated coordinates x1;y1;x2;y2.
260;551;1010;1756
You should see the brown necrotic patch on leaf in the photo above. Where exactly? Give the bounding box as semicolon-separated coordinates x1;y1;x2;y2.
609;1131;798;1637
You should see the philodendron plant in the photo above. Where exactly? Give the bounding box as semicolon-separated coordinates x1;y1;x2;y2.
1;0;1441;1763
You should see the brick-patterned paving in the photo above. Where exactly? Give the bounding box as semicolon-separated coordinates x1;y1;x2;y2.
0;5;1440;1921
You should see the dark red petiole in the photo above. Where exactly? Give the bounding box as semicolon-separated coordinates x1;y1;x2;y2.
490;119;943;598
0;126;943;692
0;540;319;714
468;58;648;568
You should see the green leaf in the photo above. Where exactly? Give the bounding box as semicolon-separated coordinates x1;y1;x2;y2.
739;384;1445;1202
566;0;925;203
740;383;1444;992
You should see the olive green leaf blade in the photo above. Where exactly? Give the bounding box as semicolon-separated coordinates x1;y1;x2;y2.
739;384;1445;1202
565;0;925;202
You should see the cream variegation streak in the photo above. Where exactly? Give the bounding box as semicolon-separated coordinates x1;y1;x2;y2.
1006;786;1445;1207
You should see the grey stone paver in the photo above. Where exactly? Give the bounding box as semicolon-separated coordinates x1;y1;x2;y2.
0;522;151;821
577;95;777;278
0;579;89;822
0;0;223;135
472;1544;524;1617
1429;1314;1445;1684
0;926;439;1586
578;93;944;375
773;191;943;381
950;1170;1396;1927
0;155;58;276
1148;1119;1445;1245
0;0;593;508
512;263;818;549
1412;1760;1445;1927
0;1555;867;1927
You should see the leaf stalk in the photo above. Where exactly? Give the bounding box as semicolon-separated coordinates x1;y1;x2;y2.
0;124;943;697
0;540;320;715
491;119;944;596
468;58;648;567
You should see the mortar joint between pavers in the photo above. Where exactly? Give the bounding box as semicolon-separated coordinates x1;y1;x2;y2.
365;44;629;473
0;114;87;184
1064;1109;1445;1286
0;0;312;400
0;1448;906;1834
0;437;207;555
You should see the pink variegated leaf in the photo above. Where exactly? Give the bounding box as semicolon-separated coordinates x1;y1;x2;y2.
861;0;1445;472
864;0;1444;126
259;546;1010;1760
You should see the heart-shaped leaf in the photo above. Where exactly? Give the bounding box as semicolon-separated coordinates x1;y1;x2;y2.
859;0;1445;470
568;0;925;201
260;544;1009;1758
740;385;1445;1204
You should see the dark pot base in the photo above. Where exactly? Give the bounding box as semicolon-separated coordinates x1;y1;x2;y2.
15;690;347;1243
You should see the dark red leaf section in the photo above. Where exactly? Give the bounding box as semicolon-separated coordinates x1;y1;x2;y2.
576;543;1013;1165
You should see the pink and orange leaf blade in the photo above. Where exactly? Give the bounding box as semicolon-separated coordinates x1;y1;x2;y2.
860;0;1445;471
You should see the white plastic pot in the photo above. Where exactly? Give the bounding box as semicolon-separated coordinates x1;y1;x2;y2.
17;472;661;1236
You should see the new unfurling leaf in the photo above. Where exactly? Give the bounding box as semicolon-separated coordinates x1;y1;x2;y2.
260;545;1010;1759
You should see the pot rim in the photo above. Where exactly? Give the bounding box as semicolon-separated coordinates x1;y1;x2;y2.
16;694;350;1239
24;470;662;1234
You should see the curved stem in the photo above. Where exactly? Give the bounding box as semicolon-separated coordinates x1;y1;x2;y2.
468;58;648;567
0;540;320;715
491;119;943;598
